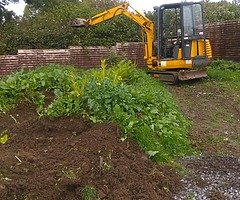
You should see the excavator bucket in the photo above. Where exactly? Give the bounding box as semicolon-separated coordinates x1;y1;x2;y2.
71;18;88;27
178;69;207;81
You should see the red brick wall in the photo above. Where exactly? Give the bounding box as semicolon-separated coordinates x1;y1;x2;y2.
205;20;240;61
0;42;146;76
115;43;146;66
0;55;19;75
18;49;70;70
69;46;113;67
1;21;240;76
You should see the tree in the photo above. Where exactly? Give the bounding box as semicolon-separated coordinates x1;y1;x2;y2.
22;0;80;18
24;0;78;11
80;0;124;10
0;0;141;54
0;0;19;24
204;0;240;23
232;0;240;5
23;0;124;16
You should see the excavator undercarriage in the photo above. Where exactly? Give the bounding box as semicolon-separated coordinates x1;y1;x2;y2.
148;69;207;84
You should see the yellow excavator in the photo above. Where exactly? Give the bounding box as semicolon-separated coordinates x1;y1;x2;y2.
71;2;212;83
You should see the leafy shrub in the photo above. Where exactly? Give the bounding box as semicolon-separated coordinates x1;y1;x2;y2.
208;59;240;71
0;65;82;112
0;61;192;162
105;51;125;67
81;186;97;200
207;59;240;81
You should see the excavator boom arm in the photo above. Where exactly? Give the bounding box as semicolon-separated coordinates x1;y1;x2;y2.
71;3;156;65
85;3;150;27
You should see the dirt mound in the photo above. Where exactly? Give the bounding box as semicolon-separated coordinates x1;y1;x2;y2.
0;102;181;200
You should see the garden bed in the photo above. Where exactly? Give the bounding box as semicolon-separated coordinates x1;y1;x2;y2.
0;102;181;199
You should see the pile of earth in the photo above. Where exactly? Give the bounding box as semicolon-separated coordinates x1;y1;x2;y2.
0;102;181;200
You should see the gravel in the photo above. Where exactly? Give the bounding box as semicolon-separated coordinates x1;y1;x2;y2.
174;155;240;200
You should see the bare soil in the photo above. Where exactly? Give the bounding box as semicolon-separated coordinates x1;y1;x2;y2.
1;80;239;200
0;102;181;200
169;80;240;200
169;80;240;156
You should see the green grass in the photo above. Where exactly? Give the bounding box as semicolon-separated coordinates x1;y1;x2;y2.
0;60;193;162
207;59;240;83
209;108;236;128
207;59;240;104
81;186;97;200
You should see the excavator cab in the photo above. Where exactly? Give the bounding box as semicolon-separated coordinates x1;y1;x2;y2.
154;2;211;69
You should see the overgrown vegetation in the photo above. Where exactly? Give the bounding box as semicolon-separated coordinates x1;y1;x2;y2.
207;59;240;81
204;0;240;23
0;61;192;162
207;59;240;89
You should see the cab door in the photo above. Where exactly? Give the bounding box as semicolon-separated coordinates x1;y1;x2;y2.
156;2;207;61
181;3;206;59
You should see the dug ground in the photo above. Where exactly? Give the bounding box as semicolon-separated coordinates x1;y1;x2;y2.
0;60;239;199
0;102;182;200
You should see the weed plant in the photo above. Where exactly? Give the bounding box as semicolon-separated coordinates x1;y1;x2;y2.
0;61;192;162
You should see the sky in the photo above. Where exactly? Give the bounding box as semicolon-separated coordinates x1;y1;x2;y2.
6;0;203;16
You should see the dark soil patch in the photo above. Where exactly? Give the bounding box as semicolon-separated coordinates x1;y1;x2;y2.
0;102;181;200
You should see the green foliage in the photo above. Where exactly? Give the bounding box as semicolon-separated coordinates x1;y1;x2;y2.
81;185;97;200
105;51;125;67
207;59;240;81
24;0;122;12
0;65;81;112
0;0;18;25
0;0;141;54
208;59;240;71
204;0;240;23
0;61;192;162
24;0;79;12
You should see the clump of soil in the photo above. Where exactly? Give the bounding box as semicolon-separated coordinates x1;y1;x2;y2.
0;102;181;200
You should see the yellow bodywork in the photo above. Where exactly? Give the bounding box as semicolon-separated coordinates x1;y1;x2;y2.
190;39;212;58
72;3;212;72
150;39;212;70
